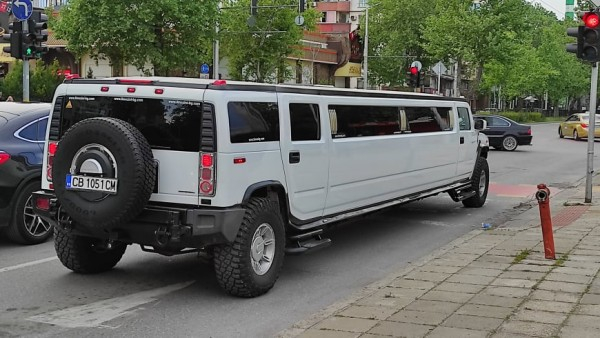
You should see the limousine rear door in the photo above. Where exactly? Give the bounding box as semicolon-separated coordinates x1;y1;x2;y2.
278;96;329;221
457;106;477;177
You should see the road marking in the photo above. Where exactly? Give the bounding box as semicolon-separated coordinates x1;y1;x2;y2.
28;281;195;328
0;257;58;273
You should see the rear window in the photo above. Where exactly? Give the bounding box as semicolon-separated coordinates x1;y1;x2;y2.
59;96;202;151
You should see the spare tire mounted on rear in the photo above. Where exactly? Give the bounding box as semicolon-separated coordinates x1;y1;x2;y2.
52;117;155;229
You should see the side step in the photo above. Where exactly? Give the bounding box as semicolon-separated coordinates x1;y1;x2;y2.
448;189;476;202
286;229;332;255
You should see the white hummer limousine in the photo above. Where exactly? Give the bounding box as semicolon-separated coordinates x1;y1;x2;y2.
32;77;489;297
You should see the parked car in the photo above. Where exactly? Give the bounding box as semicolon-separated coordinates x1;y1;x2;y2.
558;113;600;140
0;102;53;244
473;115;532;151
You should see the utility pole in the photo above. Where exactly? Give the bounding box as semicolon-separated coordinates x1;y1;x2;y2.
362;5;369;89
22;21;29;102
585;62;598;203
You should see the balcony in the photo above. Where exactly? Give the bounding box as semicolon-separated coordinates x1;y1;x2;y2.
317;22;352;34
315;1;351;13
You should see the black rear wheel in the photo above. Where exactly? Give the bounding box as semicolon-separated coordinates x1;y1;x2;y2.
54;227;127;274
213;197;285;297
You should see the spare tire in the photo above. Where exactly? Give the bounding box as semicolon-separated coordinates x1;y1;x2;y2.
52;117;155;229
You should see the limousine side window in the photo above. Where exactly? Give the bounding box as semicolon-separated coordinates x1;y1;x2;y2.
457;107;471;130
404;106;452;133
290;103;320;141
329;105;400;138
228;102;279;143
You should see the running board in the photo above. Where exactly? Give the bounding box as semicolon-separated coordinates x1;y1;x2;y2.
286;229;332;255
448;189;476;202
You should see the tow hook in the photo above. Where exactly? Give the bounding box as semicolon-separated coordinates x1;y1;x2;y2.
155;226;171;247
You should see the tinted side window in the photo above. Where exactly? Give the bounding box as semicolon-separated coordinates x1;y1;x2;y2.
290;103;320;141
18;121;38;141
405;106;452;133
228;102;279;143
36;117;48;141
457;107;471;130
329;105;400;138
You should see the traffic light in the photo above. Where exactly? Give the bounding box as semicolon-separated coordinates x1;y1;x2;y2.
22;11;48;59
408;66;420;88
2;21;23;59
566;11;600;62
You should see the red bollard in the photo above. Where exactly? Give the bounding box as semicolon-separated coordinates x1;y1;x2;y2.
535;184;555;260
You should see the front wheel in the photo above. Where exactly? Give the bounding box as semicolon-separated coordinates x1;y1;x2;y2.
213;197;285;297
462;157;489;208
54;227;127;273
501;135;518;151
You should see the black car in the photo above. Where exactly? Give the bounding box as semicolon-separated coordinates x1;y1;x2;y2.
0;102;53;244
473;115;532;151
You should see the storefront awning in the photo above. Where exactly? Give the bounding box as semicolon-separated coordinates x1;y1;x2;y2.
334;62;362;77
0;43;15;62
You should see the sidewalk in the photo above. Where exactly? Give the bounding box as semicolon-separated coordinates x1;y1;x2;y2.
278;176;600;338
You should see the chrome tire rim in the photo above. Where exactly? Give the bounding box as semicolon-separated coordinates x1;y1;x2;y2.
23;195;52;237
503;137;517;150
478;170;487;196
250;223;275;276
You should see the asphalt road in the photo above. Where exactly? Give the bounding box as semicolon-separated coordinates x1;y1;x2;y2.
1;122;598;338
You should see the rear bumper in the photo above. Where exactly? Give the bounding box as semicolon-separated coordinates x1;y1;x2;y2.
31;190;246;249
518;135;533;145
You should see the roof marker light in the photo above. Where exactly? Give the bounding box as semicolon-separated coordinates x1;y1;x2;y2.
127;87;136;93
101;86;109;92
155;88;164;94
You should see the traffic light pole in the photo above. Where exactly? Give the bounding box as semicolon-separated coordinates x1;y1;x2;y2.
586;63;598;203
22;21;29;102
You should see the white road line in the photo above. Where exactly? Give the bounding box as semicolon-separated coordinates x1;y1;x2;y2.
0;257;58;273
28;281;195;328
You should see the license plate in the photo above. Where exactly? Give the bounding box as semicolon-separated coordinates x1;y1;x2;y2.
66;175;118;194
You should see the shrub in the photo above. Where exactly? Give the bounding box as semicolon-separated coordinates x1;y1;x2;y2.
2;60;64;102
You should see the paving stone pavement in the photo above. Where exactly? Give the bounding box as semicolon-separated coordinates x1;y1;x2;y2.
277;177;600;338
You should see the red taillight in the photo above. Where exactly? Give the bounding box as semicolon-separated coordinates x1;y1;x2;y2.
199;153;216;196
117;79;154;85
0;152;10;165
212;80;227;86
47;141;58;182
35;197;50;211
202;154;213;167
581;123;588;128
527;128;531;135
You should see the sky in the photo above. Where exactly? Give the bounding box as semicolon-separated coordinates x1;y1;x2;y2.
528;0;568;20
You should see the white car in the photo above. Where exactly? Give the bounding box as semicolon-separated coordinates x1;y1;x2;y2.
33;77;489;297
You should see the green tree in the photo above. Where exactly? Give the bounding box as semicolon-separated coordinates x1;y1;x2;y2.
219;0;318;83
51;0;220;76
1;61;64;102
365;0;435;87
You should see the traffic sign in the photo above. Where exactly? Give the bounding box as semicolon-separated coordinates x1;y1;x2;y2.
410;61;422;71
12;0;33;21
200;63;210;74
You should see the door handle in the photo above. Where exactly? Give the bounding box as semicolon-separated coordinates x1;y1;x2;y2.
289;151;300;164
460;136;465;144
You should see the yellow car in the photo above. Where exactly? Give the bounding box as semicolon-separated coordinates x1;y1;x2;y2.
558;113;600;140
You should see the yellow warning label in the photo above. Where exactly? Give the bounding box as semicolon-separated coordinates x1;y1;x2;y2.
66;101;72;109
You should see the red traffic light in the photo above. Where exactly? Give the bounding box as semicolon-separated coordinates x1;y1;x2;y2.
583;12;600;28
410;66;418;75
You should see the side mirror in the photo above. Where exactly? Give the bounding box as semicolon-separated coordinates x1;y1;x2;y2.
474;119;487;130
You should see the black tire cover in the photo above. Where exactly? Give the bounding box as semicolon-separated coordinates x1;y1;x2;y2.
53;117;155;229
